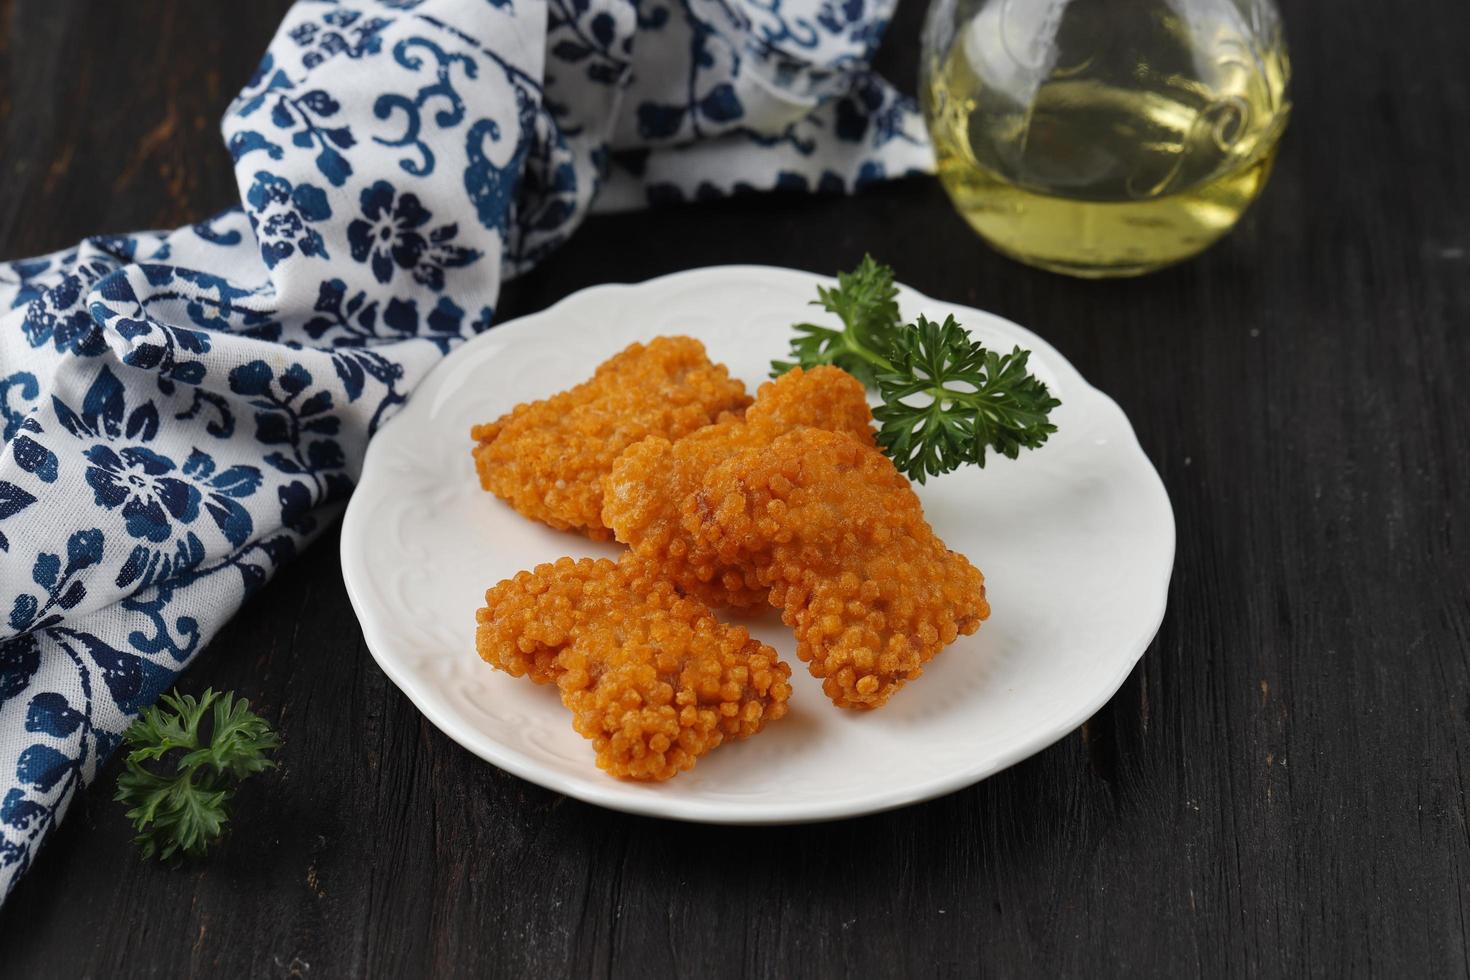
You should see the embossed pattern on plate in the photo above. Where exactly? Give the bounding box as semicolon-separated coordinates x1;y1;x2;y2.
340;265;1175;823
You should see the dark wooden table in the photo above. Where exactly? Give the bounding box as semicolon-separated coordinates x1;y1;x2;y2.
2;1;1468;976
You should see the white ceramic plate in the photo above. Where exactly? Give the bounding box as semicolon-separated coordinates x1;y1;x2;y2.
341;266;1174;823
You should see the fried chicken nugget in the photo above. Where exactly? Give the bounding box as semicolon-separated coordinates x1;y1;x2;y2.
602;365;875;608
471;336;751;540
476;556;793;780
684;428;988;709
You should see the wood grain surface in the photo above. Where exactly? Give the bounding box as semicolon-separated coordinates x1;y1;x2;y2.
1;0;1468;976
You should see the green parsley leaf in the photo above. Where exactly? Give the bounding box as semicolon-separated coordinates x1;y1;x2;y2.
114;688;278;862
775;257;1061;481
874;314;1061;483
771;254;903;387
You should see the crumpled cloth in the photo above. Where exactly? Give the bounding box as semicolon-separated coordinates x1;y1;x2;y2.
0;0;928;898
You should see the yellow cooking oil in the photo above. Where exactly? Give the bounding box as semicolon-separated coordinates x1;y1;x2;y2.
922;7;1290;277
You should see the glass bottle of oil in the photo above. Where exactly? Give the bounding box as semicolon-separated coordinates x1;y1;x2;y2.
921;0;1291;277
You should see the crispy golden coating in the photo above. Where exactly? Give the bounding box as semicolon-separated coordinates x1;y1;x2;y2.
476;556;792;780
741;365;877;441
678;428;988;709
602;365;875;608
471;337;751;540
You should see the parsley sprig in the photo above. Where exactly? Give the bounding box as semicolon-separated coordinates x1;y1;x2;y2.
115;688;279;861
772;256;1060;482
772;255;904;387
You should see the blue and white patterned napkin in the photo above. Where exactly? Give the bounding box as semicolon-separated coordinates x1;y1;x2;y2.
0;0;927;898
